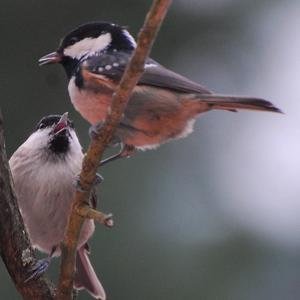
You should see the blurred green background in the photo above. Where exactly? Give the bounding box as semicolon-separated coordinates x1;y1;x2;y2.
1;0;300;299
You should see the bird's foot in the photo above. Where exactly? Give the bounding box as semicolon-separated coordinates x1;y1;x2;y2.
89;122;121;145
89;122;135;166
89;122;105;139
25;257;51;283
94;173;104;185
100;144;135;166
103;213;114;228
74;173;103;193
24;246;57;283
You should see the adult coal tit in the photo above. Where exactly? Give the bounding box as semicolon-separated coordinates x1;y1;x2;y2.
39;22;281;164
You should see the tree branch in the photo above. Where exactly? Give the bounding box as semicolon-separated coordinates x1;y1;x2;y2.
55;0;172;299
0;109;56;300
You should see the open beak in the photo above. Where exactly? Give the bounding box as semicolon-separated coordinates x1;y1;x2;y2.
53;112;69;135
38;51;62;66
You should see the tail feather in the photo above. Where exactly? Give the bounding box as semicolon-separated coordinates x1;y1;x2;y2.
74;245;106;300
197;94;282;113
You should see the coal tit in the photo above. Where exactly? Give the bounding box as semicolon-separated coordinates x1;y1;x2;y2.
39;22;281;163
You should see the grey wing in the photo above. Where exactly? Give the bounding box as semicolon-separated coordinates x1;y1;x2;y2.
139;63;212;94
83;52;212;94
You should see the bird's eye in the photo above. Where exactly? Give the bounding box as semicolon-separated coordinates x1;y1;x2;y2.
39;123;46;129
69;37;78;46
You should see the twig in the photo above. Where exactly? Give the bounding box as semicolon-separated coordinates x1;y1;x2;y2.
0;109;56;300
55;0;172;299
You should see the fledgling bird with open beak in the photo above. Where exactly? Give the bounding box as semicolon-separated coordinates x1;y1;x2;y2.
39;22;281;164
9;113;106;299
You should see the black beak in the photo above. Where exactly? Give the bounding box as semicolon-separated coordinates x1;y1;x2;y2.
52;112;69;135
38;51;62;66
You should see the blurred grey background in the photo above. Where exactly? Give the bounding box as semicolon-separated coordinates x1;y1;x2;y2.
1;0;299;299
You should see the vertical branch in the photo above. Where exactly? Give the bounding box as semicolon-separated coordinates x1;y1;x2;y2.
0;109;55;299
55;0;172;299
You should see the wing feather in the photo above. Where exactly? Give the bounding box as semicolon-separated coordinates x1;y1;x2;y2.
83;52;211;94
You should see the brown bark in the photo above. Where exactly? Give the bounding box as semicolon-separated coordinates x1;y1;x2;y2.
0;110;56;299
55;0;173;299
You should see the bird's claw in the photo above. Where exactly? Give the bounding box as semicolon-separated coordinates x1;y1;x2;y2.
24;257;51;283
94;173;104;185
100;144;135;166
74;173;104;192
89;122;104;139
104;213;114;228
74;176;87;192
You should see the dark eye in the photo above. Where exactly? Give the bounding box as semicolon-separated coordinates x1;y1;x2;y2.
39;123;46;129
69;37;78;46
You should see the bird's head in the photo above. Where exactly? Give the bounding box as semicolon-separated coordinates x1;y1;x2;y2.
38;22;136;76
29;112;81;157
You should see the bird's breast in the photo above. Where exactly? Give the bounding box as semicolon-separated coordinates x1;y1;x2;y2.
68;76;114;125
10;149;94;254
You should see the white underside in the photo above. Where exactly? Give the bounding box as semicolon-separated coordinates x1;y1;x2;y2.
9;130;95;255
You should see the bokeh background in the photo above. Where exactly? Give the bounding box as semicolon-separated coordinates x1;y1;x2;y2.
1;0;300;299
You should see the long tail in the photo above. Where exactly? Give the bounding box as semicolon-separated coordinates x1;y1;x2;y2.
196;94;282;113
74;245;106;300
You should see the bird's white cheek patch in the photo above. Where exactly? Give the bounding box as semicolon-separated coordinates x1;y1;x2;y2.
64;33;112;59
